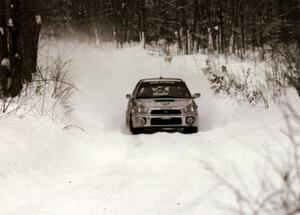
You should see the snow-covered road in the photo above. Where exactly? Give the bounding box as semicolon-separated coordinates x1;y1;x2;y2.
0;43;299;215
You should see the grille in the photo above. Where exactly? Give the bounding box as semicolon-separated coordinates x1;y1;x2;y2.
151;109;181;115
150;118;182;125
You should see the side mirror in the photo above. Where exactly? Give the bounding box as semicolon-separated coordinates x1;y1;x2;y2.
126;94;132;99
192;93;201;99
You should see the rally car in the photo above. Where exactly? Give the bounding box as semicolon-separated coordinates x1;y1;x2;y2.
126;77;200;134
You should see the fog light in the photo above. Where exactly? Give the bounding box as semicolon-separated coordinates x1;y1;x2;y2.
186;117;194;125
139;117;147;125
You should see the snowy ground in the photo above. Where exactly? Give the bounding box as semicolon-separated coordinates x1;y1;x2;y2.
0;42;299;215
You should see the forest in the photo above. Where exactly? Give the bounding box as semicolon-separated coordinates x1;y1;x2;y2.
40;0;299;56
0;0;299;98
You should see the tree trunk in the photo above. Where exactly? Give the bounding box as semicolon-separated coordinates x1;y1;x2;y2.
9;0;23;97
192;0;200;53
0;0;8;62
21;0;41;82
175;0;182;53
240;0;245;58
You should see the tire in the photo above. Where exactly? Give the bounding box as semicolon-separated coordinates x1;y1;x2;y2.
129;116;141;135
183;127;198;134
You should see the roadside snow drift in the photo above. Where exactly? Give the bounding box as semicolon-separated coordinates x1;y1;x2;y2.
0;42;299;215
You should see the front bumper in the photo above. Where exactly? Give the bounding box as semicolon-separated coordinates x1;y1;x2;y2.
131;112;198;129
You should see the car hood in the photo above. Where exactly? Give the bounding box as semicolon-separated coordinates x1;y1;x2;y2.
136;98;194;109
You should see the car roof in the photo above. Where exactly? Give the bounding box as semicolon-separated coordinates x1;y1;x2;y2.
140;77;184;83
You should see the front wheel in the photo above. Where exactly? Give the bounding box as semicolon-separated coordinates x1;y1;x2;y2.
129;117;141;135
183;127;198;134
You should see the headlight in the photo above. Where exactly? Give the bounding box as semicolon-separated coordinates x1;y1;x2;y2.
184;104;197;114
137;105;148;114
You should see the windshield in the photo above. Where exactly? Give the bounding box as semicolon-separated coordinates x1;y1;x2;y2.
136;81;191;99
